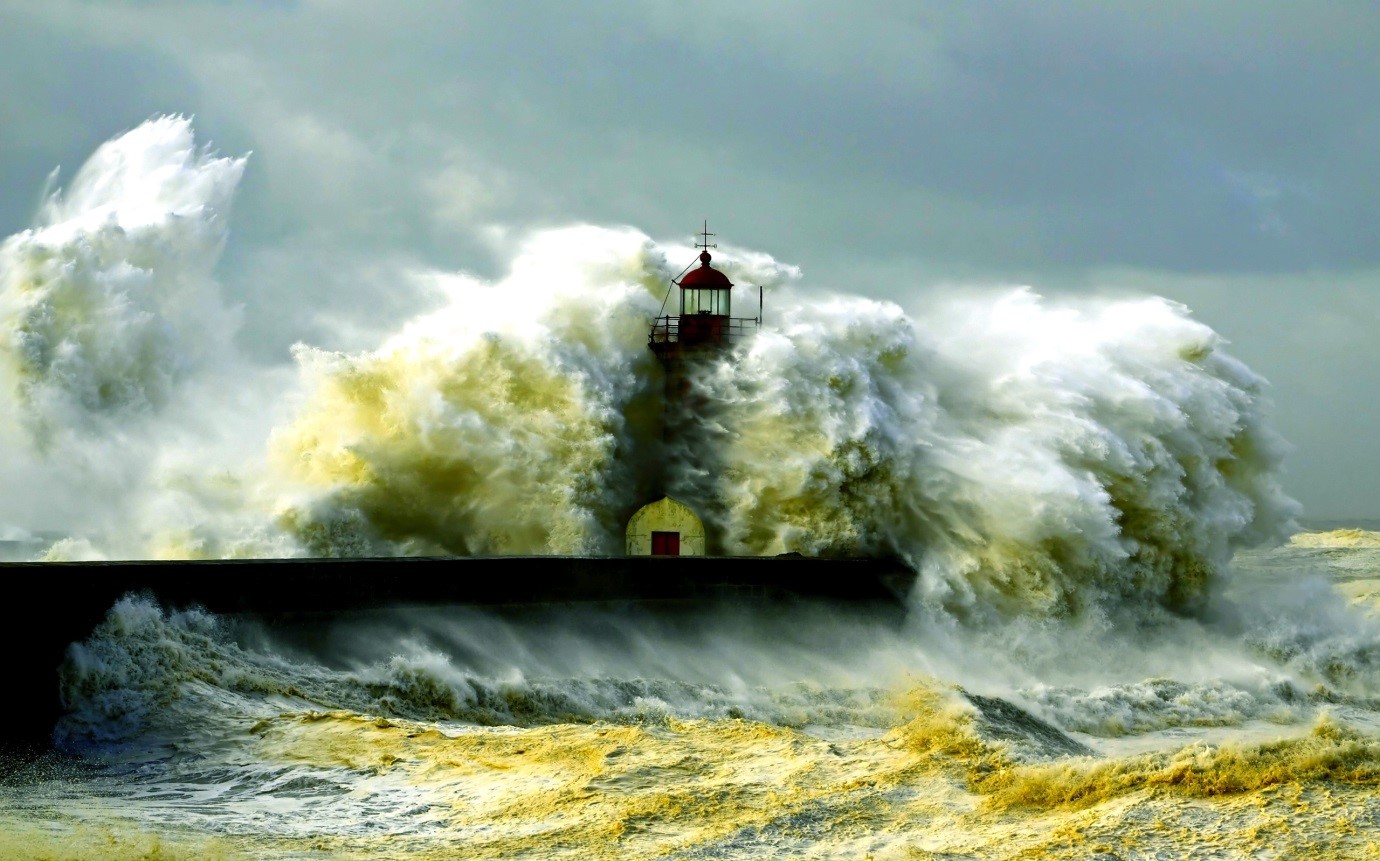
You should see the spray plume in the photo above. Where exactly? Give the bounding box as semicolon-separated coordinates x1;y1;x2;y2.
0;118;1298;620
0;115;244;440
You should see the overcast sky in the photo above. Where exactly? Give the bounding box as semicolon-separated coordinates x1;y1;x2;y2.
1;0;1378;518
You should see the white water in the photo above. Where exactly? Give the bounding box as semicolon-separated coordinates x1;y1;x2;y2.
6;117;1378;860
0;118;1297;624
0;534;1373;859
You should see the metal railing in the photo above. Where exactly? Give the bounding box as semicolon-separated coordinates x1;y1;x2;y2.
649;315;760;348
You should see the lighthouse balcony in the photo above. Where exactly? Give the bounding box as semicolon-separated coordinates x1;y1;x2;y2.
648;314;759;352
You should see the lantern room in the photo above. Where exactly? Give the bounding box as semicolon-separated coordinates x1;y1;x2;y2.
679;250;733;316
649;222;761;357
675;250;733;346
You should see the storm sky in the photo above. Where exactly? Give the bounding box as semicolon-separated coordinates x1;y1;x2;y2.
2;1;1377;518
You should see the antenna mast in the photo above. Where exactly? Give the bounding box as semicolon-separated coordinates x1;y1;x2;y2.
695;220;716;251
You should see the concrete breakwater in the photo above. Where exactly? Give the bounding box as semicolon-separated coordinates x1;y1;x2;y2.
1;555;912;749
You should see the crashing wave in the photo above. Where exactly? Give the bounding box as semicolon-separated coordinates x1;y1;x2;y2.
0;117;1298;619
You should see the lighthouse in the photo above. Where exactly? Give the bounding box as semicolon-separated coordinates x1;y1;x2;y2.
648;221;760;374
628;223;761;556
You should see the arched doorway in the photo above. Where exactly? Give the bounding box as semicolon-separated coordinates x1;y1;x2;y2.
625;497;706;556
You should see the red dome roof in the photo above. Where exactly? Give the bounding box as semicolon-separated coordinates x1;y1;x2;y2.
678;251;733;289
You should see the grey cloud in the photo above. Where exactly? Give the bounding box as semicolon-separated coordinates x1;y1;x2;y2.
2;0;1378;515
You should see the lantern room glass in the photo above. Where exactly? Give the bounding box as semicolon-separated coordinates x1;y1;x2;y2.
681;287;731;316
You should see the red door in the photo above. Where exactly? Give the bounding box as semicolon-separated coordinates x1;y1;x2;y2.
651;531;680;556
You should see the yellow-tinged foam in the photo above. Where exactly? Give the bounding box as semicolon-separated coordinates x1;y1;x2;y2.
227;687;1380;859
979;714;1380;812
0;819;243;861
1292;529;1380;549
247;707;925;858
14;683;1380;860
1339;578;1380;617
270;333;626;555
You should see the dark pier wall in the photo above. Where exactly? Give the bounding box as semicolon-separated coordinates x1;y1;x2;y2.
1;555;913;751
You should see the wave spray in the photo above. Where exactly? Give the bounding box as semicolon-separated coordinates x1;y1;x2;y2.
0;118;1297;622
8;118;1380;861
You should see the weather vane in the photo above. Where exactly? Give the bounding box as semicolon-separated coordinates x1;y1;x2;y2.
695;220;716;251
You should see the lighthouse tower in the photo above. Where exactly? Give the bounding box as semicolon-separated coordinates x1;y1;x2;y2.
628;223;761;556
648;222;761;403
